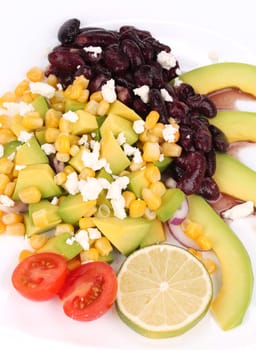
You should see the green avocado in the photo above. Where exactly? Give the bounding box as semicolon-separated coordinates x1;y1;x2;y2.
209;110;256;143
15;136;49;165
100;113;138;145
179;62;256;96
12;164;62;200
108;100;141;121
3;140;22;158
140;219;166;248
71;110;98;136
32;95;49;119
65;99;86;112
214;153;256;206
127;170;149;198
156;188;185;222
37;232;83;260
187;194;253;330
92;216;151;256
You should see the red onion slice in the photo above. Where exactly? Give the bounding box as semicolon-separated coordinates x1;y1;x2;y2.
166;221;211;252
169;198;189;225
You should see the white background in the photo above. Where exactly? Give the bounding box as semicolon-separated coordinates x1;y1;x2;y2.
0;1;256;349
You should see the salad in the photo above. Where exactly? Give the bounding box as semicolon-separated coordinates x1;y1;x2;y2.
0;17;255;343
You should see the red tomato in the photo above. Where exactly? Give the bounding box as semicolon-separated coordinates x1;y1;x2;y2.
12;252;68;301
59;261;118;321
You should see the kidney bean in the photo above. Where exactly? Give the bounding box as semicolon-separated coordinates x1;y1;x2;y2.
205;150;216;177
120;26;152;40
209;125;229;152
197;177;219;201
162;65;179;82
137;40;155;62
74;64;94;80
116;86;133;106
150;62;164;88
134;65;154;87
58;18;80;45
114;72;135;89
175;83;195;101
186;94;217;118
103;44;130;73
75;30;118;47
148;89;169;123
88;74;110;93
132;97;149;117
144;37;171;53
176;151;207;195
166;100;189;124
178;125;194;151
191;118;212;153
48;49;84;74
120;39;144;69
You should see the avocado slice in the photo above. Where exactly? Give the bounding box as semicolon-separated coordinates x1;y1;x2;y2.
214;153;256;206
180;62;256;96
187;194;253;330
37;232;83;260
154;156;172;173
15;136;49;165
108;100;141;121
32;95;49;119
127;170;149;198
71;110;98;136
58;194;97;225
3;140;22;157
140;219;166;248
100;113;139;145
12;164;62;200
65;99;86;112
209;110;256;143
156;188;185;222
92;217;151;256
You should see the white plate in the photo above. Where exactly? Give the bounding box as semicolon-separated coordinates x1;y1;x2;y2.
1;1;256;350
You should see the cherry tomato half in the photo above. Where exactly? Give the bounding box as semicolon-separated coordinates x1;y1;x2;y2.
58;261;118;321
12;252;68;301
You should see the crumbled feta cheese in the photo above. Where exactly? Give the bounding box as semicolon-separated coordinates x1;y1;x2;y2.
133;85;149;103
222;201;254;220
83;46;102;57
62;110;78;123
175;68;182;75
78;134;89;146
51;196;59;205
18;131;33;143
65;172;79;195
160;88;173;102
0;145;4;158
173;77;183;87
106;176;129;200
75;230;90;250
0;101;34;117
162;124;178;142
157;50;177;70
57;83;63;90
82;141;108;171
111;197;127;219
79;177;110;201
15;164;26;171
29;82;56;98
41;143;56;155
117;132;126;146
159;154;165;162
0;195;15;207
133;148;143;164
7;152;15;161
133;119;145;134
101;79;117;103
66;236;76;245
88;227;102;240
123;144;143;164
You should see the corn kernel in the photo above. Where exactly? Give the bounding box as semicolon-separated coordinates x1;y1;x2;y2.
144;164;161;183
18;186;41;204
6;222;25;235
21;91;34;103
0;91;17;103
145;111;160;129
0;115;10;128
196;235;212;250
0;128;16;144
45;127;60;143
59;118;72;133
79;217;95;230
161;142;182;157
129;199;146;218
122;191;136;208
18;249;34;262
94;237;113;256
32;209;48;227
142;142;161;162
54;171;67;185
97;100;110;116
45;109;61;128
142;188;162;211
0;174;10;193
203;258;217;274
70;144;80;156
15;79;30;97
26;66;44;82
55;224;74;236
22;112;43;130
0;221;6;234
3;181;15;197
80;248;99;262
78;167;96;180
77;89;90;103
2;213;23;225
185;222;202;240
144;207;157;220
0;158;14;175
56;152;70;162
47;74;58;87
151;122;165;138
149;181;166;197
29;234;49;250
85;100;99;115
90;91;103;102
67;256;81;271
187;247;202;260
74;75;89;89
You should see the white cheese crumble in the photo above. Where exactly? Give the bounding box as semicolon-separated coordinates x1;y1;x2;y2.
65;172;80;195
117;132;126;146
82;141;108;171
106;176;129;219
51;196;59;205
15;164;26;171
0;101;34;117
0;195;15;207
7;152;15;161
0;145;4;158
83;46;102;57
222;201;254;220
79;177;110;202
133;119;145;134
41;143;56;155
123;143;143;164
29;82;56;99
78;134;89;146
62;110;78;123
160;88;173;102
75;230;90;250
157;50;176;70
173;77;183;87
101;79;117;103
88;227;102;240
162;124;178;142
18;131;33;143
133;85;150;103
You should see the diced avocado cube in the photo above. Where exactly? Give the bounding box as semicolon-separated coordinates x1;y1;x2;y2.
15;136;49;165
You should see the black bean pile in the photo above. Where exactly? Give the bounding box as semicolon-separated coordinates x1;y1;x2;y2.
46;18;229;201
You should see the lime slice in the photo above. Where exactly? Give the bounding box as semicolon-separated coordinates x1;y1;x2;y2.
116;244;213;338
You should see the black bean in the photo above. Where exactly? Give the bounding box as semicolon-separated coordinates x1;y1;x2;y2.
205;150;216;177
116;86;133;106
134;65;154;87
103;44;130;73
75;30;118;47
166;100;189;124
58;18;80;45
120;39;144;69
209;125;229;152
74;64;94;80
150;62;165;88
144;37;171;53
186;94;217;118
148;88;169;123
197;177;220;201
48;48;84;74
191;118;212;153
88;74;111;93
175;83;195;101
132;97;149;117
178;125;194;151
120;26;152;40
